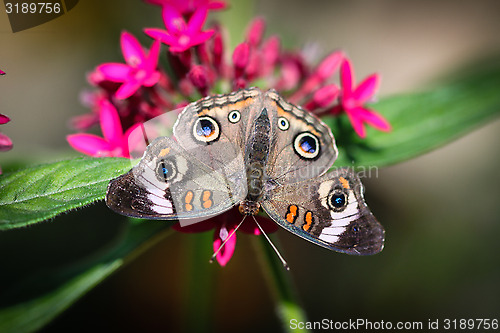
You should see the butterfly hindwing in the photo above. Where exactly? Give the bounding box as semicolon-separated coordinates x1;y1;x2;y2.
262;167;384;255
106;137;246;220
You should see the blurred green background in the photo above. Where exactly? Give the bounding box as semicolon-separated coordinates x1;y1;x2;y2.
1;0;499;332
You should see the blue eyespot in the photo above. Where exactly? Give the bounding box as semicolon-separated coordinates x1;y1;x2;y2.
330;192;346;209
228;110;241;123
193;116;220;143
293;132;320;159
161;166;169;177
156;159;176;182
300;136;316;153
197;119;215;137
278;117;289;130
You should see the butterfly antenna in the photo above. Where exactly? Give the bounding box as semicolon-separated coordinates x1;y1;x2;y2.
209;216;247;264
252;215;289;271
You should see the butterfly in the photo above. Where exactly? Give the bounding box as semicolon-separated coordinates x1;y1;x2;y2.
106;87;384;259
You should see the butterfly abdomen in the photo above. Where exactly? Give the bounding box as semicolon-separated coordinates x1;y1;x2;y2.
242;107;272;213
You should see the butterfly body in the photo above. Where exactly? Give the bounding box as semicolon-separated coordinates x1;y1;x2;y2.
106;88;385;255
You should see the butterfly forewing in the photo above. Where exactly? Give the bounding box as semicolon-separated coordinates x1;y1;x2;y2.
106;137;246;222
262;90;338;184
173;88;263;175
262;167;384;255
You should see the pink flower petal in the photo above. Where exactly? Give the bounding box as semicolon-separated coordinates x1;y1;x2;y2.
70;113;99;131
212;28;224;69
186;6;209;34
233;42;250;69
246;17;266;47
353;73;380;103
346;110;366;138
67;134;112;157
213;222;237;266
189;30;215;45
316;51;344;81
188;65;210;89
120;122;142;156
0;133;13;151
143;71;161;87
262;36;280;68
115;80;142;100
0;114;10;125
277;58;302;91
340;58;354;95
99;100;123;145
312;84;339;108
97;63;131;82
356;107;391;132
144;28;174;43
162;4;186;34
205;0;227;11
0;69;5;75
121;31;146;66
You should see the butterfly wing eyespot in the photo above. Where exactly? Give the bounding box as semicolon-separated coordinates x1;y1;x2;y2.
192;116;221;143
156;159;177;182
278;117;290;131
228;110;241;123
327;189;348;212
293;132;320;160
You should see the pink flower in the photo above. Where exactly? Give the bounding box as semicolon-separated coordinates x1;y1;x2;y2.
0;114;13;152
289;51;344;103
304;84;339;111
333;58;391;138
0;114;13;175
173;208;278;266
188;64;213;96
232;42;250;81
67;100;139;158
97;31;161;100
144;0;226;16
144;5;214;53
0;69;5;75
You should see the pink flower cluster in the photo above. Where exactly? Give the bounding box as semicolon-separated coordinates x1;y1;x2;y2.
67;0;391;266
0;69;13;175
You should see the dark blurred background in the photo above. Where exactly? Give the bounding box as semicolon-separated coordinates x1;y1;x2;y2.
1;0;499;332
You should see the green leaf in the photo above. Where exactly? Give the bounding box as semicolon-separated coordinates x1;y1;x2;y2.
0;210;172;333
0;157;132;230
326;58;500;167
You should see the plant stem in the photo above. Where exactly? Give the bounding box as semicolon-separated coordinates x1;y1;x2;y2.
185;232;216;333
254;235;311;333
